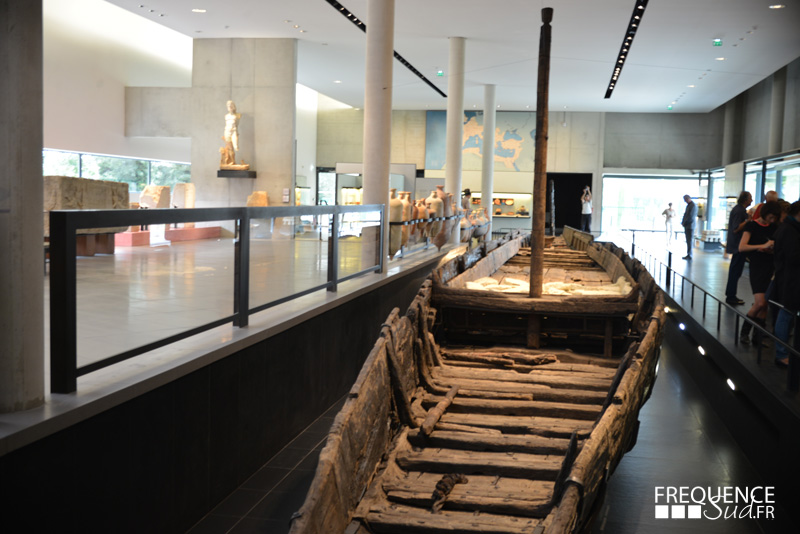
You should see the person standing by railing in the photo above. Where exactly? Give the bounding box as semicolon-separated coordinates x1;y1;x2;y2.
772;200;800;367
738;201;781;346
681;195;698;260
724;191;753;305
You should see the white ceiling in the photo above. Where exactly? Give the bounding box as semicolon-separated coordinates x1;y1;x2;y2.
107;0;800;113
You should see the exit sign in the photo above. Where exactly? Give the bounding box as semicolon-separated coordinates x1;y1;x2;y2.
713;39;723;46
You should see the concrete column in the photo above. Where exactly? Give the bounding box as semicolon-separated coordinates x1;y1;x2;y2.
0;0;44;412
362;0;394;266
768;67;787;156
721;100;736;166
445;37;465;244
480;85;496;225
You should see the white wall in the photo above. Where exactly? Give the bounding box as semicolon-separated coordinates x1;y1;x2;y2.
43;0;192;162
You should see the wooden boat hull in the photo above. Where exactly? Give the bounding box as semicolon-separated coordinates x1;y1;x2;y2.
291;229;665;534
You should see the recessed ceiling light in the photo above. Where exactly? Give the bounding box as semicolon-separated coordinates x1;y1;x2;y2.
192;8;206;13
284;19;291;23
293;25;299;29
688;85;695;88
769;4;786;9
715;57;726;61
333;80;342;84
299;30;307;33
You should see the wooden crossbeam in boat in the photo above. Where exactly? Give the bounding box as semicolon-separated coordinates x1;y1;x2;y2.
443;347;621;369
407;429;576;456
385;489;553;519
420;394;602;421
434;367;612;391
396;448;563;480
365;502;545;534
427;377;608;405
436;413;595;439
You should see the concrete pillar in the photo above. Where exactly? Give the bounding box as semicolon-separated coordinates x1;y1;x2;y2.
0;0;44;412
445;37;465;244
768;67;787;156
480;85;496;225
721;99;736;166
362;0;395;266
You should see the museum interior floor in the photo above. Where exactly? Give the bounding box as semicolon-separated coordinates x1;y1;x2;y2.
183;232;794;534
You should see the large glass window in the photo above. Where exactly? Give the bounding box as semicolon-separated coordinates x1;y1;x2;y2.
601;176;701;232
42;149;190;192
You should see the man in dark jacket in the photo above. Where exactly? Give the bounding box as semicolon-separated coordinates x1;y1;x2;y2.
681;195;698;260
724;191;752;305
773;200;800;367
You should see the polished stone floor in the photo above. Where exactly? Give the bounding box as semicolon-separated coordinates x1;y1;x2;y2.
187;232;792;533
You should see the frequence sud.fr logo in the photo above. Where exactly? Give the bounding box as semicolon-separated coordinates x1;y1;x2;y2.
654;486;775;520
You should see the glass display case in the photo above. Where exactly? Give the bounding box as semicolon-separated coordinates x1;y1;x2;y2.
471;192;533;218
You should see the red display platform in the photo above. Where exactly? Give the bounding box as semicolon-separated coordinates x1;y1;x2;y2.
115;231;150;247
164;226;221;242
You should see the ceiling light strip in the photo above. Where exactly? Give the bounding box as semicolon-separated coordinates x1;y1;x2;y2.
324;0;447;98
604;0;649;99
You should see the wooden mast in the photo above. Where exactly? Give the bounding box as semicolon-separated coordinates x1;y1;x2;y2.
530;7;553;298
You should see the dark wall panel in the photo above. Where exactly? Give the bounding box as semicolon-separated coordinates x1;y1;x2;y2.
0;263;433;533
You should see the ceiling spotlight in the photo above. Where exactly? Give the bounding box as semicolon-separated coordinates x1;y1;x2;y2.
293;24;299;28
192;8;207;13
688;84;695;88
333;80;342;84
715;57;726;61
769;4;786;9
299;30;307;33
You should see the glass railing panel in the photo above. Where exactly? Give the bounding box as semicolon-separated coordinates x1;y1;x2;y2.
338;210;382;280
74;218;236;367
248;215;333;310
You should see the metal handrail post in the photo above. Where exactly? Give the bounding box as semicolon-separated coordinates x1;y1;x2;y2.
328;208;340;292
631;230;636;257
666;252;672;288
378;205;386;273
49;211;78;394
233;210;250;327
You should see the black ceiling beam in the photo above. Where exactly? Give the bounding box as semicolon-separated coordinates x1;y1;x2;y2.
604;0;649;99
324;0;447;98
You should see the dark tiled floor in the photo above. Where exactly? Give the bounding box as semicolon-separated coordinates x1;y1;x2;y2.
591;325;768;534
189;234;796;533
187;398;343;534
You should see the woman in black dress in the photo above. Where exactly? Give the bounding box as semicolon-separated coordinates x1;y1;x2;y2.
738;201;782;344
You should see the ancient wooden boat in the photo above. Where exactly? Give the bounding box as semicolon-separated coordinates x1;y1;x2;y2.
290;227;665;534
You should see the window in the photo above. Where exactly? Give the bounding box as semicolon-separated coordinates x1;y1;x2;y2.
42;149;190;192
601;176;701;232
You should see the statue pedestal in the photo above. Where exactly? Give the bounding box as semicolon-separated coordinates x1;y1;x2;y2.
217;170;256;179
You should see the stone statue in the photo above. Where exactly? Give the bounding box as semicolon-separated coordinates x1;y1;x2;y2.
220;100;250;170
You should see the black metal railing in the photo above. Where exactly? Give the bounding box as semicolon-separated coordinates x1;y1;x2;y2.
618;229;800;392
49;204;384;394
